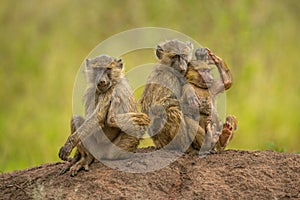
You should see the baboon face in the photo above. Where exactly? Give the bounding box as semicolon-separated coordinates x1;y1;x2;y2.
195;47;214;63
186;61;214;89
86;55;123;92
156;39;193;75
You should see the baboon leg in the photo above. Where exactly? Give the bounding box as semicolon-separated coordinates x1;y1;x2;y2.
71;115;85;134
69;115;85;161
104;133;139;160
59;150;81;175
184;116;205;150
59;115;85;175
199;123;221;156
151;106;190;151
69;156;86;177
69;151;95;176
215;115;238;151
68;142;94;176
82;152;94;171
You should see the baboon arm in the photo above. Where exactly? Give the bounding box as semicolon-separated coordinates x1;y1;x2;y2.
59;106;105;161
207;49;232;95
217;59;232;88
106;96;150;136
210;60;233;95
181;84;200;106
108;113;150;128
109;113;150;136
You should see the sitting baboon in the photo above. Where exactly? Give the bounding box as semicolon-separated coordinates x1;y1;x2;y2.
59;55;150;176
140;39;198;151
182;48;238;154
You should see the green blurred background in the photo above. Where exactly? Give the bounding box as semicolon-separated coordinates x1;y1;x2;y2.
1;0;299;172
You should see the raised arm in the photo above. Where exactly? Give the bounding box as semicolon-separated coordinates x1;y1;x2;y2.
206;48;233;95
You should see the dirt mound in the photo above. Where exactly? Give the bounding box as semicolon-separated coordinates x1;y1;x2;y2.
1;149;299;199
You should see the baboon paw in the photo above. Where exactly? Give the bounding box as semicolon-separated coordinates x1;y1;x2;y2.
223;121;233;132
70;170;78;177
225;115;238;131
131;116;150;126
70;166;81;177
58;166;70;175
188;97;199;108
58;144;73;161
199;97;211;115
212;130;221;141
206;48;221;64
206;122;217;135
83;165;89;171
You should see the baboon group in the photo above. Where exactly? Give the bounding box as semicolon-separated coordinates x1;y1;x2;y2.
58;39;238;176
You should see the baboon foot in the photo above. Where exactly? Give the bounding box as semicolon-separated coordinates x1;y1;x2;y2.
69;158;94;177
219;115;237;149
199;149;217;157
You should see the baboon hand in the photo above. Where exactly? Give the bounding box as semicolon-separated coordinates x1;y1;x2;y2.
207;122;221;142
183;84;200;108
187;92;200;108
195;47;208;60
206;48;222;64
58;140;75;161
206;122;215;136
199;97;212;115
130;113;150;126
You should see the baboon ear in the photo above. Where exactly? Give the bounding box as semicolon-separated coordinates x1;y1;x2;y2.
116;58;123;69
156;45;163;59
186;41;193;50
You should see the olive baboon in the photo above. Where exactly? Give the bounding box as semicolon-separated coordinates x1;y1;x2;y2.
182;48;238;154
59;55;150;176
140;39;198;151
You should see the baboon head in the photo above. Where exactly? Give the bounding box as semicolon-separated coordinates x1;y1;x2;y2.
156;39;193;75
86;55;123;92
195;47;214;63
186;60;214;89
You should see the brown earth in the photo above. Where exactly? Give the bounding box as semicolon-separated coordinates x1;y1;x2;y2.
0;148;299;200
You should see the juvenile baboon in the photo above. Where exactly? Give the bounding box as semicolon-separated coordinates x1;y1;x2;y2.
59;55;150;176
140;39;198;151
182;48;237;154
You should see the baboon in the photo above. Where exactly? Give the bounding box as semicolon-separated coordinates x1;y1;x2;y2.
140;39;198;151
182;47;238;154
59;55;150;176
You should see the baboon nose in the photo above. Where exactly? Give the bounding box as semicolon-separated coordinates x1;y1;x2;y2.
98;81;106;87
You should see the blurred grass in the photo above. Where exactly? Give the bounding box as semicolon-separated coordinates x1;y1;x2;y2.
0;0;300;172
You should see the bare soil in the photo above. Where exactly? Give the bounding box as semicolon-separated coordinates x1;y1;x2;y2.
0;148;299;200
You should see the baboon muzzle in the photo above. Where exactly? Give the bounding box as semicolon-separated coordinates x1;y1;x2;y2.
96;71;110;91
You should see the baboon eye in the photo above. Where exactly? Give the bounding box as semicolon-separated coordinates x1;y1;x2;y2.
171;55;178;59
181;56;188;62
106;68;112;73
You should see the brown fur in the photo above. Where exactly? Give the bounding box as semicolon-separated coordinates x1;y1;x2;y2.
59;55;150;176
182;48;238;154
141;39;195;151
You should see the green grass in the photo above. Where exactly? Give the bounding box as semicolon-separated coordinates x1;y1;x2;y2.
0;0;300;172
265;141;287;153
